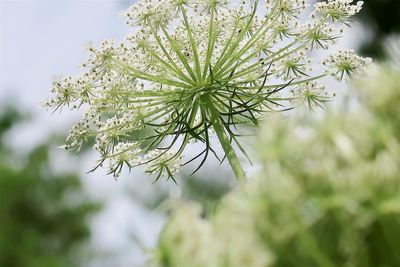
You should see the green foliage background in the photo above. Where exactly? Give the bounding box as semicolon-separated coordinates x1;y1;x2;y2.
0;108;100;267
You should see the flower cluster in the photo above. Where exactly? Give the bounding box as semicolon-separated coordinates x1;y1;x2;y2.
44;0;369;181
314;0;364;22
323;49;372;80
143;150;182;181
291;82;332;109
107;142;141;178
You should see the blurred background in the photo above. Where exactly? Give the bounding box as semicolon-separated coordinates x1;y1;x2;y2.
0;0;399;266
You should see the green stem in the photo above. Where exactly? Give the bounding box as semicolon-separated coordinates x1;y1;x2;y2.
160;26;198;82
212;0;259;74
228;43;306;80
123;65;188;88
204;95;246;182
148;23;194;85
236;74;327;89
181;7;202;80
202;7;216;80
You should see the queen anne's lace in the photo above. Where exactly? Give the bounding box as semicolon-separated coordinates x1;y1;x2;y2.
323;49;372;80
44;0;369;181
314;0;364;22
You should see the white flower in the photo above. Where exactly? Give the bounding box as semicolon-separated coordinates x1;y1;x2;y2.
291;82;332;109
108;141;141;178
159;204;219;267
300;22;339;49
323;49;372;80
314;0;364;21
97;111;140;144
266;0;307;18
44;75;94;110
63;108;100;151
126;0;174;27
274;51;312;80
195;0;229;10
143;149;182;182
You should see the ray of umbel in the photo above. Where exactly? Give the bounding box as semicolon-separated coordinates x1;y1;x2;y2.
44;0;370;182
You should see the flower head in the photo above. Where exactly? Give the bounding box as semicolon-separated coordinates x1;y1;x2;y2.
143;149;182;182
314;0;364;22
323;49;372;80
107;141;141;179
291;82;332;110
45;0;369;181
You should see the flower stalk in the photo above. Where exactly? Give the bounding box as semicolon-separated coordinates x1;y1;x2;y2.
203;94;246;182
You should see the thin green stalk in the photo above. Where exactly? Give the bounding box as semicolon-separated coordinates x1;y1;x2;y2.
202;7;216;80
123;65;189;87
160;26;198;82
213;0;281;76
144;107;175;124
148;24;194;85
211;0;259;74
218;15;329;80
237;74;327;89
95;105;175;135
209;21;238;78
174;102;199;159
215;32;283;79
227;43;307;80
97;97;166;105
214;14;279;77
147;48;194;85
181;7;202;81
203;95;246;182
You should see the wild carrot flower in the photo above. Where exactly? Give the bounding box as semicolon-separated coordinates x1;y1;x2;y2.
44;0;369;182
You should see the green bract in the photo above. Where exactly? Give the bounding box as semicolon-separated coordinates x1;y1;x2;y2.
44;0;368;181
